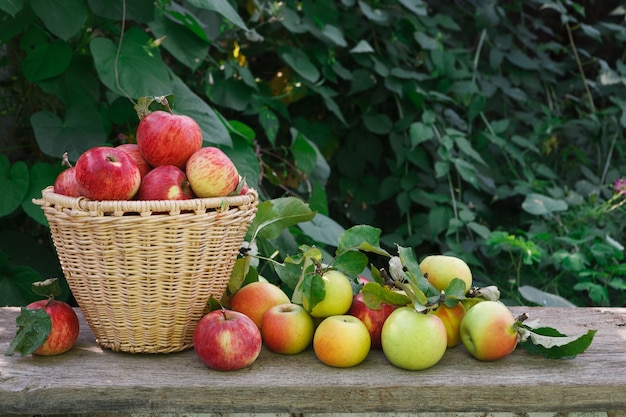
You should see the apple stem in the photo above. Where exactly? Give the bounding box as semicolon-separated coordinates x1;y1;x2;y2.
220;307;229;320
61;152;73;168
515;312;529;323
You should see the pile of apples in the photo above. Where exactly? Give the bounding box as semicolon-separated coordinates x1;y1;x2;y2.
53;110;243;201
192;255;520;371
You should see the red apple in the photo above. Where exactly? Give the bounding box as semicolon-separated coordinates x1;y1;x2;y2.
348;292;396;349
75;146;141;200
193;309;262;371
261;303;314;354
229;281;291;329
116;143;152;178
136;110;203;169
136;165;194;200
53;167;81;197
186;147;240;198
26;299;80;356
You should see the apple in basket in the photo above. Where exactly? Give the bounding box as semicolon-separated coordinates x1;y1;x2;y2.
116;143;152;178
74;146;141;200
186;147;240;198
136;110;203;169
136;165;194;200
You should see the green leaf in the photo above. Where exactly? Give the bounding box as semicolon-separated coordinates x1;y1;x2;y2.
358;0;389;24
22;162;62;226
186;0;248;31
362;282;411;309
518;324;597;359
350;40;374;53
0;251;45;306
31;278;63;298
337;225;391;257
30;0;88;40
4;307;52;356
0;155;29;217
259;106;279;146
522;193;569;215
90;27;172;98
444;278;467;298
87;0;155;22
333;250;369;276
38;55;101;107
31;107;107;161
519;285;577;307
249;198;317;242
298;214;343;246
322;24;347;47
278;47;320;83
363;113;393;135
0;0;23;17
399;0;427;16
22;39;72;82
148;10;210;71
409;122;434;147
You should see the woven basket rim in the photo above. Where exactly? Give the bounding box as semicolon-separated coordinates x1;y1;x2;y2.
33;185;258;217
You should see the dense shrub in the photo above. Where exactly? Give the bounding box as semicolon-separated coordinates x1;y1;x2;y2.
1;0;624;306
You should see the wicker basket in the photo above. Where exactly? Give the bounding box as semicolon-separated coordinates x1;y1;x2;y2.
34;186;258;354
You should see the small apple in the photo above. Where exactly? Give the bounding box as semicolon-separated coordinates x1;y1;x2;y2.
419;255;473;293
75;146;141;201
302;270;354;318
381;306;448;370
431;302;466;348
186;147;240;198
193;309;262;371
136;165;194;200
54;167;81;197
460;300;518;361
136;110;203;169
313;315;371;368
229;281;291;329
116;143;152;178
261;303;314;354
348;292;396;349
25;299;80;356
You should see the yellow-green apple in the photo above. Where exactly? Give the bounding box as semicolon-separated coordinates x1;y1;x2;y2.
75;146;141;200
136;165;194;200
26;299;80;356
261;303;314;354
419;255;473;293
302;270;354;318
116;143;152;178
431;302;466;347
186;147;240;198
136;110;203;169
348;292;396;349
229;281;291;329
53;167;81;197
460;300;518;361
381;307;448;370
313;314;371;368
192;309;262;371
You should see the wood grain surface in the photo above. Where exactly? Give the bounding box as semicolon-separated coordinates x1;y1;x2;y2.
1;306;625;415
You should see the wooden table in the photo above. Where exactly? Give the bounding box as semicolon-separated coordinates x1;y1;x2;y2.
1;306;625;416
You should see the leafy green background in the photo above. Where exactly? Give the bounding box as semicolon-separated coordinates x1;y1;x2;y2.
1;0;625;307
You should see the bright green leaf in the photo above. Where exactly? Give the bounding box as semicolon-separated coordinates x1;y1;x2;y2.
337;225;391;257
249;198;317;242
333;250;369;276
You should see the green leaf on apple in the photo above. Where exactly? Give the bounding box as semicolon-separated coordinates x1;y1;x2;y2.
31;278;62;298
444;278;468;299
516;324;597;359
248;197;317;242
362;282;410;309
337;225;391;257
4;307;51;357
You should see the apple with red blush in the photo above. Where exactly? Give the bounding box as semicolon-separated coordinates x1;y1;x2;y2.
136;110;203;169
116;143;152;178
137;165;194;200
25;299;80;356
348;292;396;349
186;147;240;198
193;309;262;371
74;146;141;201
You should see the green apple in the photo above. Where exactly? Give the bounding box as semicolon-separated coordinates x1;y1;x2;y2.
302;270;353;318
419;255;472;293
229;281;291;329
381;307;448;370
313;314;371;367
431;302;466;348
261;303;315;354
460;300;518;361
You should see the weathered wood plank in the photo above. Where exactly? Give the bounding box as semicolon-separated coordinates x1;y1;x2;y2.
1;307;625;415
